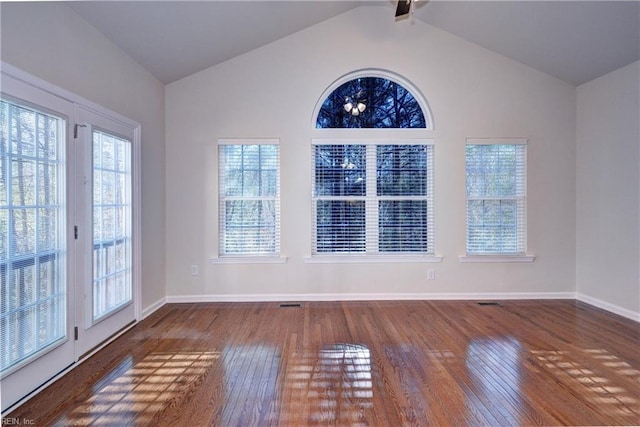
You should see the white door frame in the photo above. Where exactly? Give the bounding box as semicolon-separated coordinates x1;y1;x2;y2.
73;105;140;358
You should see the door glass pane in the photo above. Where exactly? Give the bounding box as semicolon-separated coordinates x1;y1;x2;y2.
1;99;66;373
92;131;131;321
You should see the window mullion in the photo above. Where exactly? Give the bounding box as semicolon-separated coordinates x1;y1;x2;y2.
6;104;14;261
5;105;15;366
365;145;377;254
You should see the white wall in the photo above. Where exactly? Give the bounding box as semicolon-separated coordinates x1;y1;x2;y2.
576;61;640;318
1;3;166;312
165;6;577;299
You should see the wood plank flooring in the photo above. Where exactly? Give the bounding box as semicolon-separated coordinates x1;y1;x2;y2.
6;300;640;426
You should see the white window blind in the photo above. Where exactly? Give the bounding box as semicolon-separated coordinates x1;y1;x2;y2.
218;139;280;256
312;140;434;255
1;99;66;372
465;141;527;255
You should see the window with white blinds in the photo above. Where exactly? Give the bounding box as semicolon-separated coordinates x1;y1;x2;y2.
312;140;434;255
465;140;527;255
218;139;280;256
1;99;66;372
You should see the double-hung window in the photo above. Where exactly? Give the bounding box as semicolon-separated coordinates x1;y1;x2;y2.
218;139;280;256
465;139;527;256
312;140;434;255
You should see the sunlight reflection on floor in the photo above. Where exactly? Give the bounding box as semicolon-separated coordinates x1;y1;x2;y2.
281;343;373;426
532;348;640;419
466;336;524;424
54;351;219;426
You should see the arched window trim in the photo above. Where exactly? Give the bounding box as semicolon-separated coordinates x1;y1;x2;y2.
311;68;434;131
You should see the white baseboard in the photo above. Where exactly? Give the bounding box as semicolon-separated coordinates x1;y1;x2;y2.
166;292;576;304
576;293;640;322
151;292;640;321
141;297;166;319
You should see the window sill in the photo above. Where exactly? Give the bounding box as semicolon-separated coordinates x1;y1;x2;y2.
210;256;288;264
459;255;535;263
304;255;443;264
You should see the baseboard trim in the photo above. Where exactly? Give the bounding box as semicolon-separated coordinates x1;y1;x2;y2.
141;297;167;320
134;293;640;322
166;292;576;304
576;293;640;322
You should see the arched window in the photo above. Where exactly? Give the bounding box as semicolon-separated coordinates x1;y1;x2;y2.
311;71;437;259
316;76;427;129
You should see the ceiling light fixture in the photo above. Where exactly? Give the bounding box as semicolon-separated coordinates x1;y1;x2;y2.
343;96;366;116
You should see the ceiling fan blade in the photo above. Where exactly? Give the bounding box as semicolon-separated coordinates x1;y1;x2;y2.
395;0;411;17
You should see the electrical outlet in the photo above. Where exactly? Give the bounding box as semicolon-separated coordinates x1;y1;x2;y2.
427;269;435;280
190;265;199;277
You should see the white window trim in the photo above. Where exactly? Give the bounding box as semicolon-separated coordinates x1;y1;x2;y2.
311;69;435;131
218;138;279;146
312;138;434;146
210;256;288;264
459;255;535;263
466;138;528;146
217;138;281;258
463;137;534;261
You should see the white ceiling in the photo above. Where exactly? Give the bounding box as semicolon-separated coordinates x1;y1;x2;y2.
68;1;640;86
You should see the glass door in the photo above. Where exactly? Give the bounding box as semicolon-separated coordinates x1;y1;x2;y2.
0;70;140;413
91;130;133;321
1;77;76;412
74;107;136;358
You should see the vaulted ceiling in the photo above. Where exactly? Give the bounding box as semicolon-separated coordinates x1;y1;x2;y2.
68;1;640;86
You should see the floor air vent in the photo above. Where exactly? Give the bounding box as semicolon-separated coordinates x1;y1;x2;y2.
279;303;302;308
477;301;501;306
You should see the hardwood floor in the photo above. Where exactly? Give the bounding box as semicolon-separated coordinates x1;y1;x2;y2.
6;300;640;426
